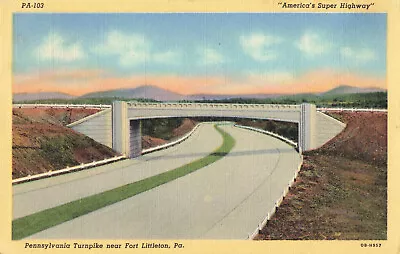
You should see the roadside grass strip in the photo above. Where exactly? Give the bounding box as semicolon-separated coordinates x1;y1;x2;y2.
12;124;236;240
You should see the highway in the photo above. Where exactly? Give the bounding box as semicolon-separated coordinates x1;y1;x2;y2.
13;123;223;219
15;123;302;239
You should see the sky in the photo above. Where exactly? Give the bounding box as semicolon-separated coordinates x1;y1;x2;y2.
13;13;387;96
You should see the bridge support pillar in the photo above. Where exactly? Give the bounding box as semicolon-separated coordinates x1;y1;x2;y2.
129;120;142;158
112;101;142;158
112;101;130;157
299;103;316;152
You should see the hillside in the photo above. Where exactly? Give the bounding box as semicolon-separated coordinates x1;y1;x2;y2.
235;119;298;142
141;118;198;149
80;85;185;101
12;108;119;179
12;108;199;179
256;111;387;240
13;107;100;126
322;85;386;96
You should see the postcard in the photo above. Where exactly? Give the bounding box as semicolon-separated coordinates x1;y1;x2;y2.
0;0;398;253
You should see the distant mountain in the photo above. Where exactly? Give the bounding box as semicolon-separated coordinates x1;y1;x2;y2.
12;84;387;103
322;85;386;96
80;85;185;101
13;92;75;102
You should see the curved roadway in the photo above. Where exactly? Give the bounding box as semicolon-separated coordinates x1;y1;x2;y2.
13;123;223;219
14;123;302;239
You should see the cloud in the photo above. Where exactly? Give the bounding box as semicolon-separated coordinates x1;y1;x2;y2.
94;30;149;67
152;50;181;64
94;30;180;67
95;30;147;55
35;33;85;62
340;47;376;64
240;33;282;61
198;47;225;65
296;31;330;56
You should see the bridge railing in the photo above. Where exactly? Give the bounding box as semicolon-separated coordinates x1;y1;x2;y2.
12;103;387;112
13;104;111;109
126;102;301;110
317;107;387;112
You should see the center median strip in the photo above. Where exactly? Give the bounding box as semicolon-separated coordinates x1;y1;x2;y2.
12;124;236;240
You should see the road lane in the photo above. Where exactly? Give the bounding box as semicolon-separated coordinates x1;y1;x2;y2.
28;124;302;239
13;123;223;219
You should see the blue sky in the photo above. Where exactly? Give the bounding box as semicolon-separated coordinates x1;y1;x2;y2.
13;13;387;95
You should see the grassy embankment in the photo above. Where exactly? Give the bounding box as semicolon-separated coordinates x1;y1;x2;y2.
12;108;117;179
142;118;185;140
235;119;298;143
12;124;235;240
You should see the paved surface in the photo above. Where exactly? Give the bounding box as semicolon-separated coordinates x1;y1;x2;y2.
26;124;302;239
13;123;222;219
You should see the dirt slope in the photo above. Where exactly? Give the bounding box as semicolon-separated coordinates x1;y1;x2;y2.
141;136;167;150
256;111;387;240
13;107;100;126
236;119;298;142
12;108;118;179
318;111;387;165
172;118;197;138
13;108;199;179
141;118;198;150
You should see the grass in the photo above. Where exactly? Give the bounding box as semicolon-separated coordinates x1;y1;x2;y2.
40;136;77;168
12;124;236;240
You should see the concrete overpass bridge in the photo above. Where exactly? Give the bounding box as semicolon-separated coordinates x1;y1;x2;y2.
68;101;345;158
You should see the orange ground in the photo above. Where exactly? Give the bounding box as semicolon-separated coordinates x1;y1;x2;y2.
12;108;117;179
256;111;387;240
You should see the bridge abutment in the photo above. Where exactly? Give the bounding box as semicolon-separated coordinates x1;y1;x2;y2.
112;101;129;156
299;103;316;152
